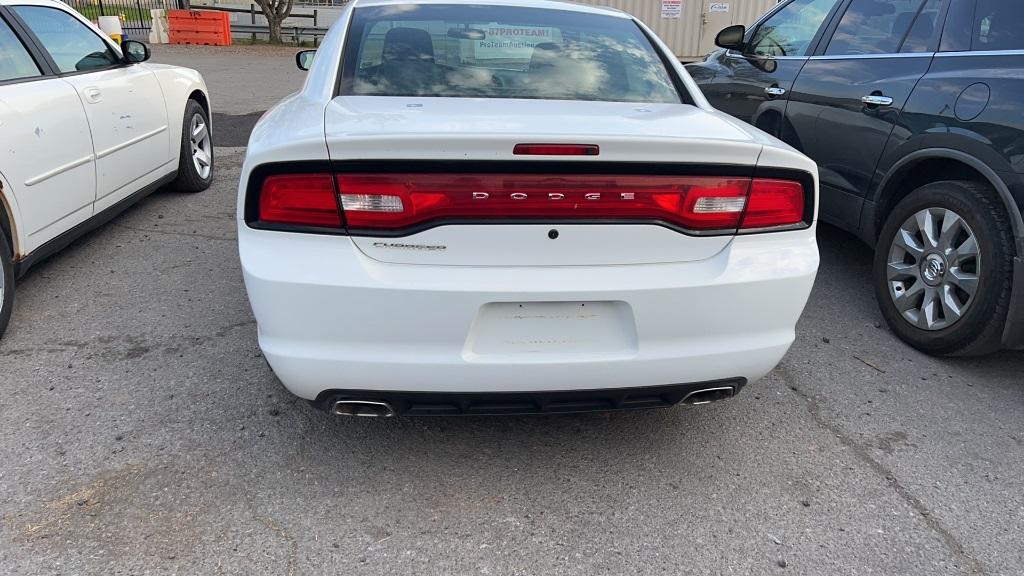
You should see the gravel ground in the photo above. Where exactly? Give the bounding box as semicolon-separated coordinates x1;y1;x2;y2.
0;45;1022;576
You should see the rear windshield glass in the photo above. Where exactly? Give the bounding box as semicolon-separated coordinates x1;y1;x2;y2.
340;4;683;103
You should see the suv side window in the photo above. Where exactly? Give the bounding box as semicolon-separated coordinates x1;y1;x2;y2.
938;0;972;52
973;0;1024;51
12;6;119;73
899;0;943;53
825;0;940;55
0;15;41;82
747;0;836;57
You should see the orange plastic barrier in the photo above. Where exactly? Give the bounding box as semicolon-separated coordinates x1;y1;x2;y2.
168;10;232;46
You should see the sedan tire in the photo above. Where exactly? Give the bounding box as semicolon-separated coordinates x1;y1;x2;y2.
172;99;213;192
874;180;1014;356
0;230;13;339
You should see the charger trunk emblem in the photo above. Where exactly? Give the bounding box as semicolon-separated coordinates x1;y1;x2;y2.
471;192;638;200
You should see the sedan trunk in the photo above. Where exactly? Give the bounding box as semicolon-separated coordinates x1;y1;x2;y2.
324;97;764;266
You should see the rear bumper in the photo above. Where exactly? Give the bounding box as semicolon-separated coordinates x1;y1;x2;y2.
314;379;746;416
240;225;819;400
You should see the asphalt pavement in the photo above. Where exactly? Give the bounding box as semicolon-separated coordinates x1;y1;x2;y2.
0;45;1022;576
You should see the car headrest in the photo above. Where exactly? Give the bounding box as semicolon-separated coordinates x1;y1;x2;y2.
529;42;562;70
893;12;915;34
895;11;933;42
382;27;435;63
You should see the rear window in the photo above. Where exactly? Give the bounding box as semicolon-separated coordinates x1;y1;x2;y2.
339;4;683;103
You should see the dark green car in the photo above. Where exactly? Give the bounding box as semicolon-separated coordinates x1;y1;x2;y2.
688;0;1024;356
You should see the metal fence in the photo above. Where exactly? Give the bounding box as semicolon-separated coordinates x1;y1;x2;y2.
63;0;185;36
196;4;328;45
295;0;347;6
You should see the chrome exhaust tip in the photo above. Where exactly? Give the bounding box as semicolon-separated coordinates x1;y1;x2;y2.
331;399;396;418
681;386;735;405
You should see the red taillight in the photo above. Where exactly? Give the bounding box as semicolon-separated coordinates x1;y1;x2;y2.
335;174;757;231
255;172;807;233
258;174;342;228
740;179;805;229
513;144;600;156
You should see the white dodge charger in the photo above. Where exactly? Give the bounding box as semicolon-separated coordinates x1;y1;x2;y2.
239;0;819;416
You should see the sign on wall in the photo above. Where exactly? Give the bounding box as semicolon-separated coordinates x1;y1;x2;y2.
661;0;682;18
709;2;730;12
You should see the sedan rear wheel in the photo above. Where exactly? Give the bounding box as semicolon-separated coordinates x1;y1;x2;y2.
0;231;13;340
874;180;1013;356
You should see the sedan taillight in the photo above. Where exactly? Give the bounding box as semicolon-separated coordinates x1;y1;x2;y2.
336;174;755;231
253;172;808;234
258;173;342;228
741;179;805;230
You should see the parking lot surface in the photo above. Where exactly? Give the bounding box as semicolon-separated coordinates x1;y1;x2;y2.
1;45;1022;576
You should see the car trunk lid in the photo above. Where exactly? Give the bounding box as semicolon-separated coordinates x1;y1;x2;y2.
324;97;764;266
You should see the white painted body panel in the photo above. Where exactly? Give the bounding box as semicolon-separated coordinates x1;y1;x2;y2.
241;227;818;398
324;97;758;157
146;63;213;176
0;170;24;254
354;225;729;266
0;77;95;253
237;0;820;399
0;0;210;261
62;64;170;212
322;97;809;266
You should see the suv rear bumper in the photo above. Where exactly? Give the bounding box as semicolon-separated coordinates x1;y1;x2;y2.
240;225;819;400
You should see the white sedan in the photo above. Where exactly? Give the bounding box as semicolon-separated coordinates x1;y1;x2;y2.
0;0;213;337
239;0;819;416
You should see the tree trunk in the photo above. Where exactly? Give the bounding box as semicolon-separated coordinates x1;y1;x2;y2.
267;17;282;43
254;0;292;44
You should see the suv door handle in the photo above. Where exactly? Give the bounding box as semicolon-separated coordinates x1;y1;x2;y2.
861;94;894;107
765;86;786;97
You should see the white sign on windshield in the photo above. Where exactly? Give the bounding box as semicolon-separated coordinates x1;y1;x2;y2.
474;24;559;60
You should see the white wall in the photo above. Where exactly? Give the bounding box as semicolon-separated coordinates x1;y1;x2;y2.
574;0;779;58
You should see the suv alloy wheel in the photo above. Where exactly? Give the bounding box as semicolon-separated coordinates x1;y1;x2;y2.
874;180;1015;356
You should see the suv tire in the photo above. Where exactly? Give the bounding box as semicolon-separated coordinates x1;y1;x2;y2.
874;180;1014;356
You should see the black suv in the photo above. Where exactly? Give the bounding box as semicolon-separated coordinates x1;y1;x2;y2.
687;0;1024;355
